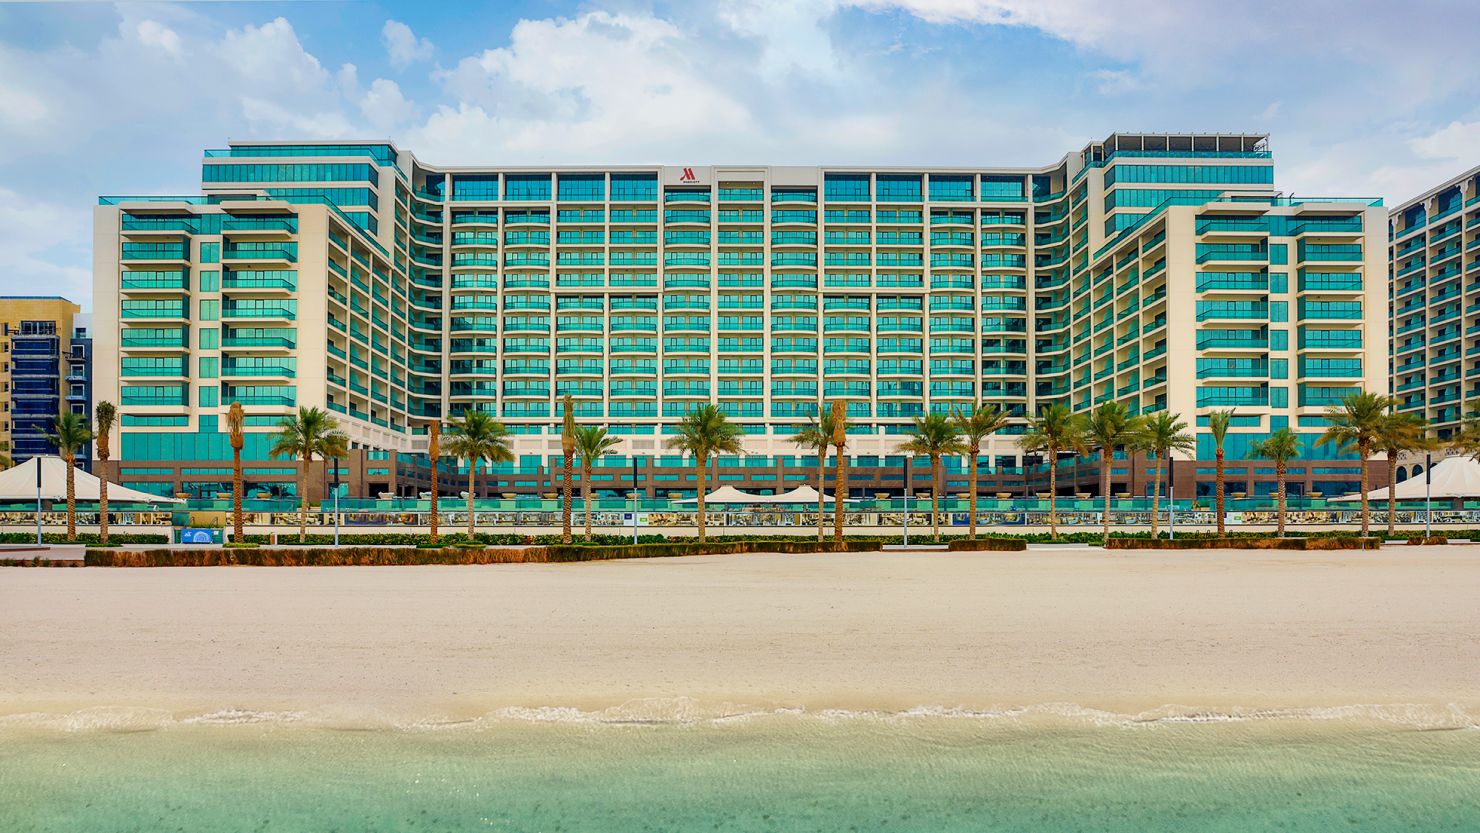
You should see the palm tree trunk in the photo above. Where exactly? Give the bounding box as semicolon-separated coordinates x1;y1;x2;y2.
232;448;243;543
561;451;573;544
466;462;476;539
65;453;76;542
98;455;109;546
930;454;941;543
1276;461;1287;537
1386;454;1396;537
1101;449;1112;546
967;444;979;539
583;463;594;541
695;456;708;543
429;462;439;545
833;446;845;544
1047;446;1059;541
816;449;825;543
1359;442;1370;537
1150;456;1162;539
1215;449;1226;536
298;453;309;543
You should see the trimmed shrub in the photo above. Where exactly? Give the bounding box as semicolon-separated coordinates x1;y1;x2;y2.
0;532;168;545
1105;536;1382;551
945;538;1028;552
240;532;526;546
85;547;541;567
543;539;881;562
0;556;85;567
1405;536;1448;546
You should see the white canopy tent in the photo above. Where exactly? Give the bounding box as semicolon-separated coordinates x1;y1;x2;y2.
671;486;773;504
773;485;836;504
0;456;183;505
1331;455;1480;502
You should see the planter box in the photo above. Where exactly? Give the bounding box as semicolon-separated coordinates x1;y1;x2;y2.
945;538;1028;552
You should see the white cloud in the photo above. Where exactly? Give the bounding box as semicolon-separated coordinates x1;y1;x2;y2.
219;17;331;90
412;11;756;161
382;20;433;69
134;20;183;58
717;0;843;82
360;78;415;131
1087;68;1136;96
0;188;92;306
1410;120;1480;161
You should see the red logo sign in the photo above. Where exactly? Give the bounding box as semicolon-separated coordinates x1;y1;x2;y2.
679;167;697;183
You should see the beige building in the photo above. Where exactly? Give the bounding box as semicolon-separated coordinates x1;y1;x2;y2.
0;296;84;467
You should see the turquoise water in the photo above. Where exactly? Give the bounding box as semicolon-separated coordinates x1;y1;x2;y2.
3;714;1478;832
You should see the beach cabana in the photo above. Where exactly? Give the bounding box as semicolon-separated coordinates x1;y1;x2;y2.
772;485;835;504
0;456;184;505
673;486;773;504
1331;455;1480;502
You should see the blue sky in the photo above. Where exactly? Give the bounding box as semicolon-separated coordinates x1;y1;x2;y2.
1;0;1477;309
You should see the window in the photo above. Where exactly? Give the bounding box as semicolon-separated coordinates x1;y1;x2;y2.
198;357;219;378
981;175;1026;201
198;269;220;292
202;163;378;184
1103;164;1274;185
505;174;552;201
610;174;657;202
824;174;870;202
199;299;220;320
199;242;220;264
928;175;973;202
198;328;219;349
877;175;922;202
557;174;605;202
198;385;219;407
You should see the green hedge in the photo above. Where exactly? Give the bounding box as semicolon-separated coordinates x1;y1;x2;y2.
0;532;169;545
85;547;540;567
1104;537;1382;551
945;538;1028;552
0;556;85;567
238;532;526;546
543;539;881;562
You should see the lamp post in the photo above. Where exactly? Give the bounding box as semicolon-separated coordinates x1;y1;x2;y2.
893;455;905;547
1425;452;1432;538
35;456;43;546
631;456;640;545
1168;452;1176;540
332;463;341;547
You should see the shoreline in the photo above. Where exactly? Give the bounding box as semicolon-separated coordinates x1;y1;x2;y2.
3;550;1478;725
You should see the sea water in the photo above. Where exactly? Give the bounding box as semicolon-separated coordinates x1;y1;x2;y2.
3;707;1478;832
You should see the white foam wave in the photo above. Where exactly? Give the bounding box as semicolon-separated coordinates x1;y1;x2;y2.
1;699;1474;733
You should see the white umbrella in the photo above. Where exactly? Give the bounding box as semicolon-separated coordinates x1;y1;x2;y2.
1330;455;1480;501
0;456;184;504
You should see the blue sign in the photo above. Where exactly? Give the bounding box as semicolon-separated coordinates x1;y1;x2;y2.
177;527;222;544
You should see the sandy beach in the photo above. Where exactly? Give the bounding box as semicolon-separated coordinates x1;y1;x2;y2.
2;547;1478;721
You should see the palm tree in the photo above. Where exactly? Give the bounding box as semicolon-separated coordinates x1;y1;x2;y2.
830;400;849;544
952;401;1010;539
94;401;116;546
897;412;966;543
560;394;576;544
1133;411;1195;539
1084;401;1138;546
789;403;850;542
1019;403;1087;541
1317;391;1395;537
1249;428;1301;537
574;425;621;541
226;402;245;543
426;420;441;546
1206;409;1236;535
444;408;514;539
48;412;93;543
666;404;744;543
1376;411;1430;537
269;406;350;543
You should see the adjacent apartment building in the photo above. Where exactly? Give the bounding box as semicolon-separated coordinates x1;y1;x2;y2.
1;296;90;470
93;134;1387;501
1389;166;1480;441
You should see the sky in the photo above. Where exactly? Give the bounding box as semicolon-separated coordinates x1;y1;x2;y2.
1;0;1478;310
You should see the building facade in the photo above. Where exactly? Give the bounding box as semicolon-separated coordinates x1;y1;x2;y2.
1390;165;1480;440
93;134;1387;501
1;297;89;470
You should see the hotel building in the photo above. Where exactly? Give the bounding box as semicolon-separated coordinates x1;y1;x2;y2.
1389;166;1480;441
93;134;1387;501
